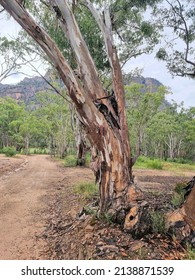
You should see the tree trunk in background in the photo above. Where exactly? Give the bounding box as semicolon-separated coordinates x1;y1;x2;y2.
184;185;195;230
49;134;56;157
24;135;29;155
73;116;88;166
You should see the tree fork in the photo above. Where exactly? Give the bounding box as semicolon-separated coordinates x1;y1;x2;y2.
0;0;153;236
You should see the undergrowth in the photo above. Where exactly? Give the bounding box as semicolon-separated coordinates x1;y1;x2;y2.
134;156;195;172
3;147;16;157
64;155;77;167
74;181;98;199
150;210;166;234
171;182;186;208
135;156;163;170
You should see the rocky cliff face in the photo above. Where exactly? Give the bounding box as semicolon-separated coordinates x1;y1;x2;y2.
0;74;166;104
0;76;49;104
123;75;162;90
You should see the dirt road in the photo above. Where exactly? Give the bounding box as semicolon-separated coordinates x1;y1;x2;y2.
0;155;66;260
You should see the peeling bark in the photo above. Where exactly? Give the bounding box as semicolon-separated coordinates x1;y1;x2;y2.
0;0;142;231
166;177;195;245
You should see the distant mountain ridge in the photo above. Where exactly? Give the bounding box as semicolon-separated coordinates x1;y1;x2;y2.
124;75;163;89
0;75;167;104
0;76;49;104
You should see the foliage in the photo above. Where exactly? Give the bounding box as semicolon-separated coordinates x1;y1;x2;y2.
154;0;195;78
171;192;184;208
64;155;77;167
0;0;161;81
3;146;16;157
125;83;170;157
135;156;163;169
1;87;195;163
34;91;74;158
0;92;75;157
174;181;186;195
134;156;195;172
146;159;163;170
124;79;195;162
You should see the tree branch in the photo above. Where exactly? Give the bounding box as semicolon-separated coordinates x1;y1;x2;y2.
52;0;104;100
166;0;195;68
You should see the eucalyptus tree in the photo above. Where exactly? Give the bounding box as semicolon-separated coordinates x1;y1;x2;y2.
0;0;172;234
0;97;25;148
34;91;74;158
125;83;170;160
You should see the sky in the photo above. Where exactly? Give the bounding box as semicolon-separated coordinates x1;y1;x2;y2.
0;11;195;109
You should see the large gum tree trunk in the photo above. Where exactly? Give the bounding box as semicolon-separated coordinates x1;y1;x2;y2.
166;178;195;244
184;185;195;230
0;0;147;233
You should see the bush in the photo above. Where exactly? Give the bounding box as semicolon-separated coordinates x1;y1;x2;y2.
135;157;163;170
64;155;77;167
171;193;184;208
147;159;163;170
175;181;186;195
3;147;16;157
137;156;148;163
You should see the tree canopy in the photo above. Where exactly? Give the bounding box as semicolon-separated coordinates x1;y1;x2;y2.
155;0;195;78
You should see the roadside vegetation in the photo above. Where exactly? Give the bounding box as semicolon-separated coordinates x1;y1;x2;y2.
134;156;195;172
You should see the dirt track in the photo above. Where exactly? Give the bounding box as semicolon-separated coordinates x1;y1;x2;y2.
0;155;66;260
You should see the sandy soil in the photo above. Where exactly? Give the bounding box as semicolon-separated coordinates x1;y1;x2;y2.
0;154;68;260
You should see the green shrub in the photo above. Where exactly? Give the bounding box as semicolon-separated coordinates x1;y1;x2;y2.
3;147;16;157
171;193;184;208
135;157;163;170
175;182;186;195
85;152;91;167
64;154;77;167
147;159;163;170
167;158;193;165
150;211;166;233
171;182;185;208
75;182;98;199
137;156;148;163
